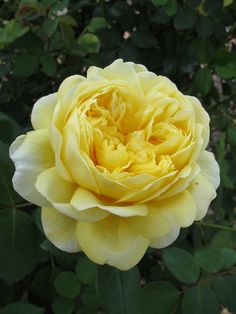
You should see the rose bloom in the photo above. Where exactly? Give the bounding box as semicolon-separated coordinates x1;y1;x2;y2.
10;60;220;270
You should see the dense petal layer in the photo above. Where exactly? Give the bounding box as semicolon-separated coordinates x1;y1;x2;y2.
31;93;57;130
131;190;197;239
36;168;109;222
41;207;80;252
71;187;148;217
77;215;149;270
10;130;54;206
187;96;210;150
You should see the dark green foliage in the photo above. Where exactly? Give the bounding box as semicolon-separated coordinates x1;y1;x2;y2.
0;0;236;313
97;266;141;314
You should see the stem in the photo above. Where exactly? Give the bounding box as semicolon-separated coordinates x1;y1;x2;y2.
196;222;236;233
181;266;236;293
0;202;33;210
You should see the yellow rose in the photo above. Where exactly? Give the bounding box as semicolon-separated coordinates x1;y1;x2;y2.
10;59;220;270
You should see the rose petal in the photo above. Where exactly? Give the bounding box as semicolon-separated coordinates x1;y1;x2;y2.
10;130;54;207
197;150;220;190
187;96;210;150
36;167;108;222
188;172;216;220
149;225;180;249
77;215;149;270
131;190;197;239
41;207;80;252
71;187;148;217
31;93;57;130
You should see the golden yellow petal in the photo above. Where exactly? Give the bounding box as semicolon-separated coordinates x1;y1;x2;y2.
131;190;197;239
77;215;149;270
71;187;148;217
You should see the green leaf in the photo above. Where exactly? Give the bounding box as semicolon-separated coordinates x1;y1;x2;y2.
41;239;79;269
213;275;236;313
87;17;109;32
0;209;38;284
182;286;220;314
81;285;101;310
216;133;234;188
42;18;58;37
192;39;214;63
13;54;39;78
163;247;200;283
211;230;236;252
54;271;81;299
0;20;29;48
151;0;170;6
196;16;214;38
0;142;22;206
76;308;96;314
174;7;196;30
39;53;57;76
227;125;236;148
215;62;236;79
75;256;97;284
60;24;75;48
204;0;223;14
0;302;45;314
193;68;212;95
31;266;56;302
57;15;77;26
163;0;177;16
52;297;74;314
221;248;236;269
77;33;101;54
97;265;141;314
186;0;202;8
141;282;180;314
194;247;222;273
0;112;20;145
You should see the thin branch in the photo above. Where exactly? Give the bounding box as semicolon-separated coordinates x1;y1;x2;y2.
196;222;236;233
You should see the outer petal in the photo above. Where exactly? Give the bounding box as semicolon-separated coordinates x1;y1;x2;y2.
87;59;140;85
31;93;57;130
71;187;148;217
197;150;220;189
131;190;197;239
41;207;80;252
139;72;177;95
187;96;210;150
36;168;109;222
77;216;149;270
10;130;54;207
58;75;85;100
188;173;216;220
149;225;180;249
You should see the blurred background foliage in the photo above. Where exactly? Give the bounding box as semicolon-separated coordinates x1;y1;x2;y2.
0;0;236;313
